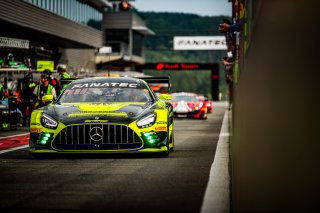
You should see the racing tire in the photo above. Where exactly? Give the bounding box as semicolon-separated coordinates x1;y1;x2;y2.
169;133;174;151
201;113;208;120
162;126;171;157
162;138;170;157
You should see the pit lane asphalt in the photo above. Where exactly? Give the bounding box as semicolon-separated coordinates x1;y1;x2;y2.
0;104;228;213
0;126;29;138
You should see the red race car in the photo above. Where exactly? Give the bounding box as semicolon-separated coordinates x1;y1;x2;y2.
170;92;207;119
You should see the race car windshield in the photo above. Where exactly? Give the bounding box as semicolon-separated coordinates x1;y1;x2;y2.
172;95;198;102
58;87;153;103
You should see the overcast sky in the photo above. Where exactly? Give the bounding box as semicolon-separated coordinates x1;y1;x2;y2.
132;0;232;17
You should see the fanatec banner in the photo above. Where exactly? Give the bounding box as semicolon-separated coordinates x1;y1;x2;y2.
173;36;227;50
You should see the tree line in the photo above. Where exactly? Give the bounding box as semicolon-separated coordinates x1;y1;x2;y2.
137;11;230;99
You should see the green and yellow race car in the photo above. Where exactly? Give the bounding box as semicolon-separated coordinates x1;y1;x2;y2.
29;77;174;156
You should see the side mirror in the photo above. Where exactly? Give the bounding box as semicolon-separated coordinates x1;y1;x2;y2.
42;95;54;103
159;94;172;101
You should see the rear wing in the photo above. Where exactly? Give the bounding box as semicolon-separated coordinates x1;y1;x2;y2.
138;76;171;92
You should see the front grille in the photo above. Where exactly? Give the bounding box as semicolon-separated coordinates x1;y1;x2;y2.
52;124;143;150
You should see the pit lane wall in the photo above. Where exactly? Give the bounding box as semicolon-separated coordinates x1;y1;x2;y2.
231;1;320;212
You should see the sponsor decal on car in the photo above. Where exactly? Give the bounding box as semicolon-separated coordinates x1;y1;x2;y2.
155;126;167;131
71;83;140;90
30;127;42;133
84;120;109;123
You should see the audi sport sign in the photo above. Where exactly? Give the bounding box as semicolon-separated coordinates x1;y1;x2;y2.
173;36;227;50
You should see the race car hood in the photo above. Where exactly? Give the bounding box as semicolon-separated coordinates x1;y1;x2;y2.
43;102;155;125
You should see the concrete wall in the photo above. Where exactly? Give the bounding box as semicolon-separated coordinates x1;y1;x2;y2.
62;49;97;75
231;0;320;212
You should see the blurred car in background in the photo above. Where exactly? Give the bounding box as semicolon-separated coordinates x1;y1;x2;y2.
170;92;207;119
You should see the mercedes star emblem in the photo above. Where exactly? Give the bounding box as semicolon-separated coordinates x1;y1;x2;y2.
89;126;104;141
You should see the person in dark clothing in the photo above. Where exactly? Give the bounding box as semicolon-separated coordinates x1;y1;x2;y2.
0;82;4;100
20;73;37;126
221;57;235;110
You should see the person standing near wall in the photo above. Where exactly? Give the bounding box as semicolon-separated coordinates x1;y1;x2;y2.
0;81;4;100
218;0;246;109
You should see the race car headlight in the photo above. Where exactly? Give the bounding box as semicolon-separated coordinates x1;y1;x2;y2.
195;102;203;111
41;113;58;129
137;113;156;128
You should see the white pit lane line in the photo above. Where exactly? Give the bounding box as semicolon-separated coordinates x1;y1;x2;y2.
200;110;231;213
0;133;30;139
0;145;29;155
0;133;30;155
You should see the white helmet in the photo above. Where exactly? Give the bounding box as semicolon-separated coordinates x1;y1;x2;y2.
57;64;67;72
